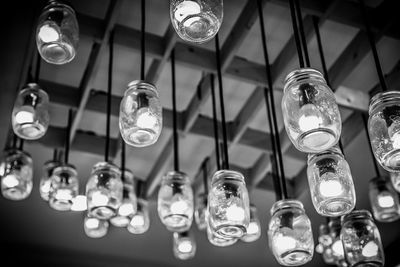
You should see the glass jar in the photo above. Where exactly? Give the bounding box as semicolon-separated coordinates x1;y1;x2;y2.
194;193;207;230
341;210;384;267
173;231;196;260
110;169;137;227
84;214;108;238
307;146;356;216
158;171;194;232
86;162;123;220
282;68;341;153
48;164;79;211
368;91;400;171
12;83;49;140
207;218;238;247
0;149;33;201
208;170;250;239
369;176;400;222
170;0;223;44
39;159;60;201
241;204;261;243
390;172;400;193
119;80;162;147
268;199;314;266
36;0;79;64
128;198;150;234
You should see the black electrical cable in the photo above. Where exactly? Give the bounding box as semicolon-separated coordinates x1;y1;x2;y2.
140;0;146;81
202;157;209;195
19;139;24;150
53;149;58;162
35;52;41;84
358;0;387;92
362;114;380;177
289;0;305;68
121;137;126;182
215;35;229;170
65;109;73;164
294;0;310;67
105;30;114;162
210;74;221;171
171;49;179;172
258;0;287;199
12;134;18;149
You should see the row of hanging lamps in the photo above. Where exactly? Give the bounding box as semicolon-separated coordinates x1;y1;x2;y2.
128;180;150;234
257;0;314;265
120;0;162;148
194;158;209;231
39;149;60;201
36;0;79;65
86;30;123;220
48;109;79;211
310;16;356;217
207;35;250;240
12;53;49;141
158;49;194;233
0;137;33;201
173;231;197;260
170;0;223;44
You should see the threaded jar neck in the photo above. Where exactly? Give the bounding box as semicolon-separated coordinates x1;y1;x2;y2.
307;145;343;164
369;91;400;116
211;170;245;186
284;68;326;94
270;199;304;216
125;80;158;97
342;210;372;224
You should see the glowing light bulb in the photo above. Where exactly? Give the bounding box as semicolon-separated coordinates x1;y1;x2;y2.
362;241;379;257
38;24;60;42
247;222;260;235
319;179;344;197
130;214;145;227
71;195;87;211
54;189;73;201
298;104;323;132
331;240;344;256
15;109;35;124
174;1;201;23
274;234;297;255
119;203;134;216
226;205;245;221
85;218;100;229
388;120;400;149
170;199;189;214
91;191;109;206
177;240;193;253
377;193;395;208
2;174;19;188
40;180;51;194
136;108;158;129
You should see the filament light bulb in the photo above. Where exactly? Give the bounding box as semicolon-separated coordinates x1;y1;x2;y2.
247;221;260;235
136;108;158;129
38;24;60;42
274;234;297;255
388;120;400;149
174;1;201;23
85;217;100;229
2;174;19;188
119;202;135;216
15;109;35;125
319;179;344;197
298;104;323;132
130;214;145;227
91;191;110;206
54;189;74;201
377;193;395;208
362;241;379;258
71;195;87;211
331;240;344;256
226;204;245;222
170;199;189;214
177;240;193;253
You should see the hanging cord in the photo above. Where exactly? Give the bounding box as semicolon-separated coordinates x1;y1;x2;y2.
362;114;380;177
215;35;229;170
210;74;221;170
294;0;310;67
312;16;345;154
358;0;387;92
140;0;146;80
53;149;58;162
12;134;18;149
202;157;209;195
121;137;126;182
18;138;24;151
64;109;73;164
289;0;304;68
258;0;287;199
171;49;180;172
35;52;41;84
105;30;114;162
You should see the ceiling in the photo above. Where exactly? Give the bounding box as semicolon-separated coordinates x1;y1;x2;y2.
1;0;400;266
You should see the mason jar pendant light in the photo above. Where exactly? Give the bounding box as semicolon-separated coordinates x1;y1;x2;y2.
84;213;109;238
120;0;162;147
341;210;385;267
49;109;79;211
240;204;261;243
36;0;79;64
158;50;194;233
369;177;400;223
0;138;33;201
39;149;60;201
315;223;335;265
86;31;123;220
195;159;209;231
257;1;314;264
170;0;223;44
208;36;250;239
128;180;150;234
173;231;196;260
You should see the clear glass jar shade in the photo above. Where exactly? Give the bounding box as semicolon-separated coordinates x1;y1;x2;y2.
282;68;341;153
48;164;79;211
208;170;250;239
36;0;79;64
369;177;400;222
158;171;194;232
207;221;238;247
241;204;261;243
195;193;207;230
39;160;60;201
12;83;49;140
120;81;162;147
127;198;150;234
173;232;196;260
0;149;33;201
368;91;400;172
307;147;356;217
86;162;123;220
84;215;108;238
170;0;223;44
268;199;314;266
341;210;384;267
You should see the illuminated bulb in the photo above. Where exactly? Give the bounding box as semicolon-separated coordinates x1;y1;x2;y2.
119;203;134;216
177;240;193;253
377;193;395;208
388;121;400;149
130;214;145;227
2;174;19;188
136;108;158;129
71;195;87;211
319;179;344;197
298;104;323;132
331;240;344;256
247;222;260;235
85;218;100;229
170;199;189;214
226;205;245;221
38;24;60;42
174;1;201;23
274;234;297;255
362;241;379;258
54;189;73;201
40;180;51;195
315;243;324;254
15;109;35;125
91;191;109;206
